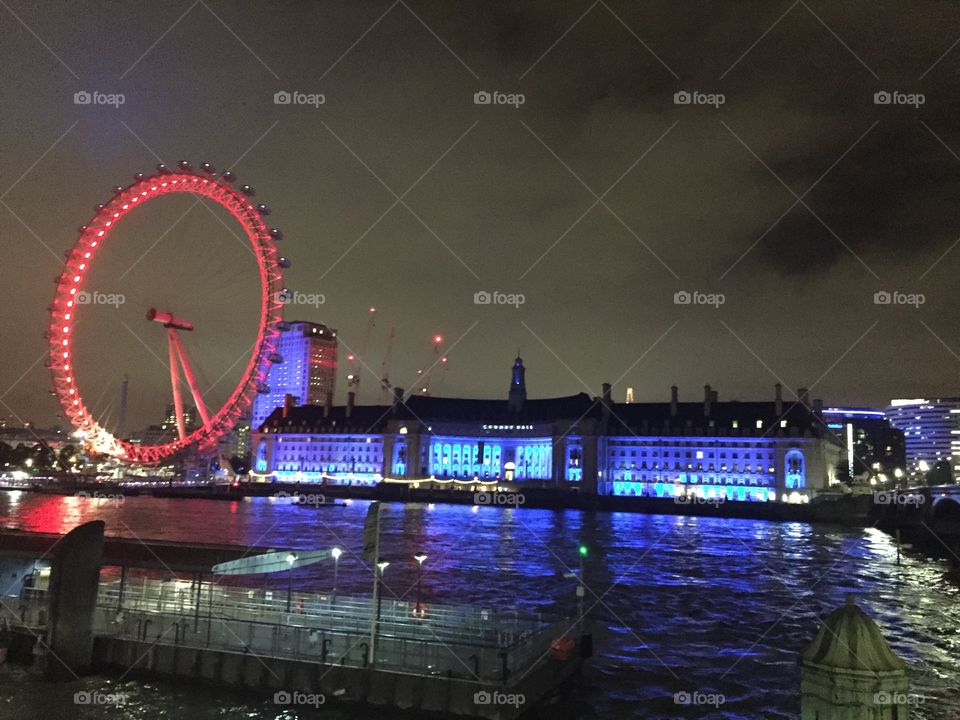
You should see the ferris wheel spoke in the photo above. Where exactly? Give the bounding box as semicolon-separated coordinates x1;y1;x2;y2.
167;323;213;433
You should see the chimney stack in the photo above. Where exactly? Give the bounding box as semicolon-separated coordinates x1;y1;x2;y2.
798;387;810;408
323;391;333;418
346;391;355;418
602;383;612;403
775;383;783;416
670;385;678;417
704;384;712;417
391;387;404;417
282;393;296;419
813;398;823;414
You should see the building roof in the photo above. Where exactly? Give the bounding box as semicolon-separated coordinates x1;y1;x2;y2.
404;393;595;423
283;320;338;338
258;393;832;438
607;400;829;437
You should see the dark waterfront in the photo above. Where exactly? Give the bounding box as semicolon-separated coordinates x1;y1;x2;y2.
0;491;958;719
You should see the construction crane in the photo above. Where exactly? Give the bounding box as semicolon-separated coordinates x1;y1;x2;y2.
346;306;377;396
431;355;449;396
417;334;444;396
379;324;396;404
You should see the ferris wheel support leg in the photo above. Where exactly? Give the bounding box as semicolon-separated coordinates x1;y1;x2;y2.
168;329;187;442
170;331;214;433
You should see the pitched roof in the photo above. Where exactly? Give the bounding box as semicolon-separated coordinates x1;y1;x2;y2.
258;393;831;438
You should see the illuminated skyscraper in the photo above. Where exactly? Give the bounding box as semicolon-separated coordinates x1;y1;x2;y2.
821;407;905;478
885;398;960;475
252;321;338;429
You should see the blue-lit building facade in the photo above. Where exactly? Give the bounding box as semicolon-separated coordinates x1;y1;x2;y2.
251;360;842;502
251;321;338;430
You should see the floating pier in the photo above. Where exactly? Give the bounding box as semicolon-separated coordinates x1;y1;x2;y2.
0;522;589;719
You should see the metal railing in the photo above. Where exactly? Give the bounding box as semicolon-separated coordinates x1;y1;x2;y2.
7;577;572;683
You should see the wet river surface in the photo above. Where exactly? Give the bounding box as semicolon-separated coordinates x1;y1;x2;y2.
0;491;957;719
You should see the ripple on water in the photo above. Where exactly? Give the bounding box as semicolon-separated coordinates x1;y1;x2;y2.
1;495;960;720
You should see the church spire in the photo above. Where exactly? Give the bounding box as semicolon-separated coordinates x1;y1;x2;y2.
508;355;526;412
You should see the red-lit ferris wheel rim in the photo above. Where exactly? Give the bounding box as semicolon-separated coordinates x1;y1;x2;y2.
48;165;286;464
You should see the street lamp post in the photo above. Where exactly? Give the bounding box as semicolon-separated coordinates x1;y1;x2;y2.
577;545;588;628
375;559;389;621
331;547;342;606
285;553;297;613
413;552;428;616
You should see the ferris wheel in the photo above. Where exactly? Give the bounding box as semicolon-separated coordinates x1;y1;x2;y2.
47;161;288;464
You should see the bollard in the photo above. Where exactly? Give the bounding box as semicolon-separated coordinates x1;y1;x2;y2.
800;594;910;719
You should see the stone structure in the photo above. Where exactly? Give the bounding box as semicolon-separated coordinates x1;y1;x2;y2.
800;594;910;719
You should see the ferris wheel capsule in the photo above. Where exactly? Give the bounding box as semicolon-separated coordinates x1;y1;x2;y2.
269;228;283;241
156;164;171;174
278;257;291;269
177;160;193;172
112;186;125;195
256;382;271;394
94;204;105;212
255;204;270;215
134;173;146;181
199;162;215;174
240;184;255;196
221;170;236;182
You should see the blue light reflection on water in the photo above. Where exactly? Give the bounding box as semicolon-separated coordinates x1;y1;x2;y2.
0;492;958;720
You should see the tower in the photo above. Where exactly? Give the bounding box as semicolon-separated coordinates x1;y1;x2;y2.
508;355;526;413
252;321;338;429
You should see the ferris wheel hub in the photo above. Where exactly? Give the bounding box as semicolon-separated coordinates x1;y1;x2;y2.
146;308;194;332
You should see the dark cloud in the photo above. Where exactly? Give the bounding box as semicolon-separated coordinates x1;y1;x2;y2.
4;0;960;433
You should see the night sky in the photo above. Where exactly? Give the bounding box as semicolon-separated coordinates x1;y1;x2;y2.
3;1;960;433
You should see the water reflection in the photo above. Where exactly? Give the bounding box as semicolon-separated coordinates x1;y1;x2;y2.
0;491;957;719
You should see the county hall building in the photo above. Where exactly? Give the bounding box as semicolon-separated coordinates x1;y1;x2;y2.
251;357;842;503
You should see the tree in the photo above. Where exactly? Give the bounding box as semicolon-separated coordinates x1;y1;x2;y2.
835;456;870;486
59;445;78;472
925;460;953;487
229;454;251;475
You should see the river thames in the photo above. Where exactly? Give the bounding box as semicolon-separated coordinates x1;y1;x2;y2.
0;491;958;719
